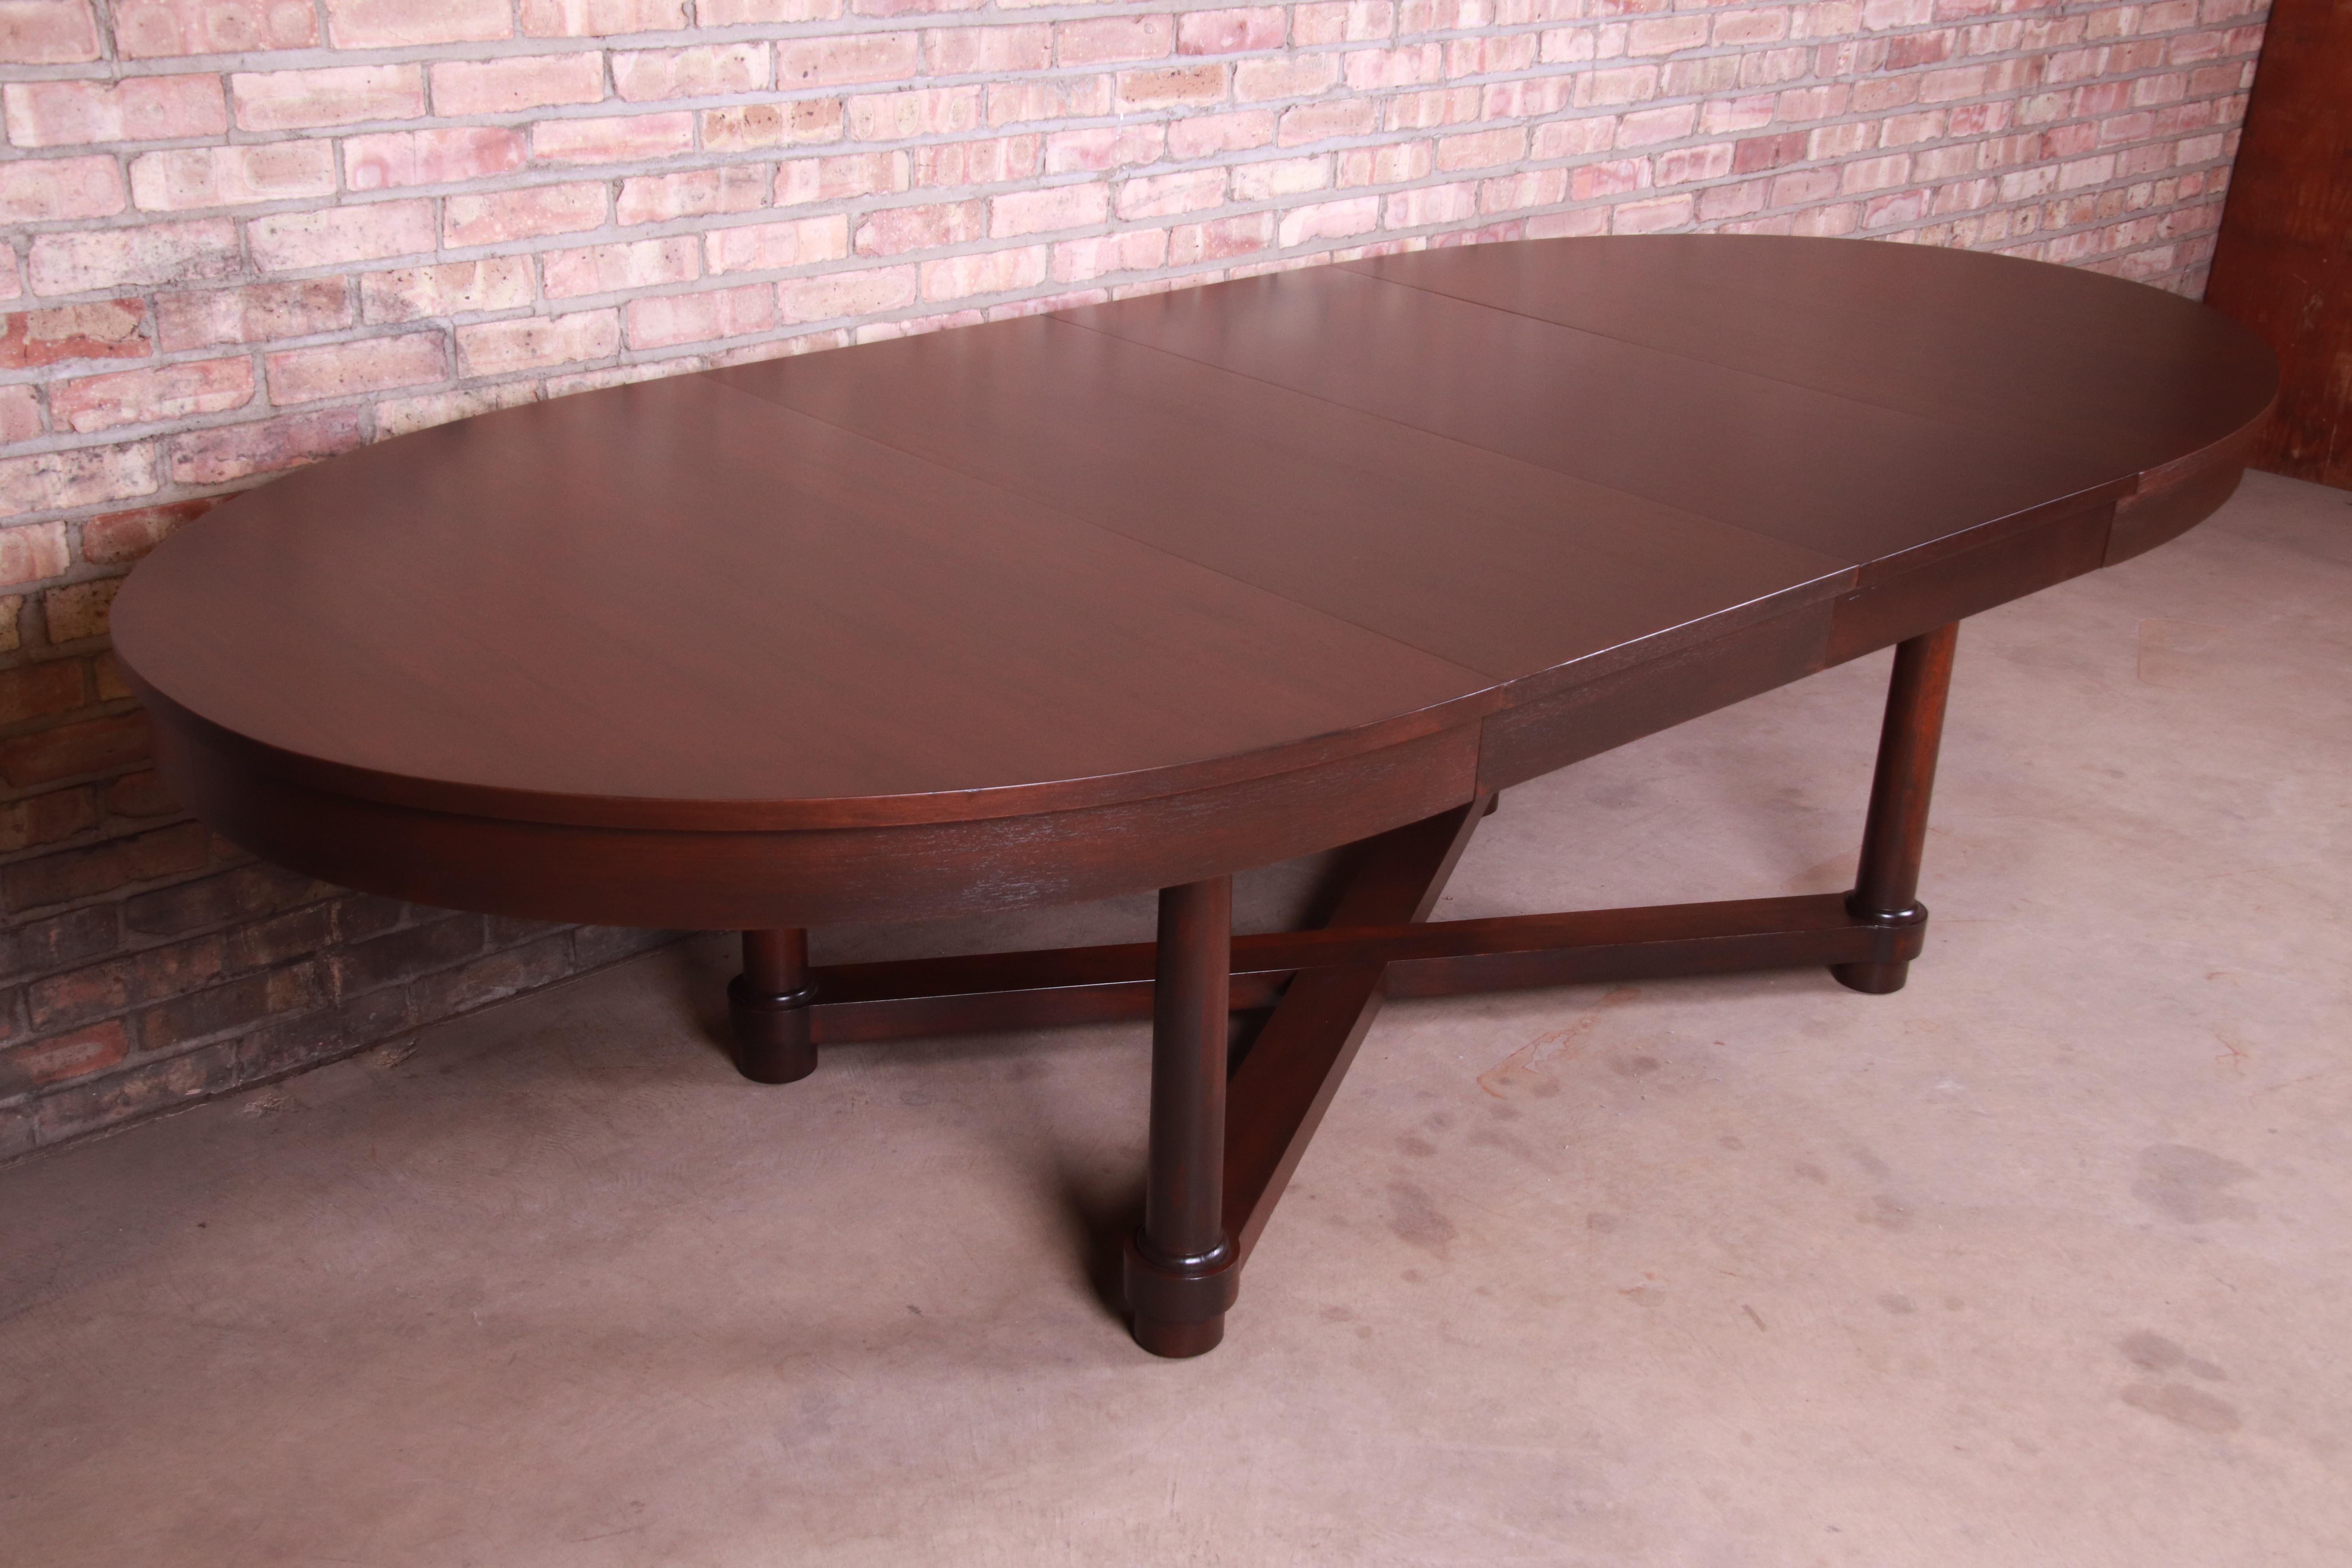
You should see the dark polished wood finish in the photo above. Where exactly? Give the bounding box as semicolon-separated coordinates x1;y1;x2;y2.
2204;0;2352;488
1833;625;1958;995
730;928;815;1083
1126;878;1239;1357
111;237;2278;1358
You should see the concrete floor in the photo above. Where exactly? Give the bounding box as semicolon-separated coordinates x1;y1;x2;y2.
3;472;2347;1567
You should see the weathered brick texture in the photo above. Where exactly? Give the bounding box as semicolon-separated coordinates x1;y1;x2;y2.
0;0;2267;1156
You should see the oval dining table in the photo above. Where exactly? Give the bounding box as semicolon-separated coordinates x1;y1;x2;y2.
112;235;2277;1357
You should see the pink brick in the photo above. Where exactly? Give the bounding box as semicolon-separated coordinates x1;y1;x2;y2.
987;77;1113;127
360;258;535;322
1618;103;1698;147
1769;166;1842;205
265;332;447;404
0;522;69;580
455;310;620;376
29;220;240;294
0;0;100;61
1883;110;1949;147
1180;7;1286;53
919;245;1047;301
1058;15;1172;65
854;199;985;254
992;182;1110;237
52;357;254;433
1572;158;1650;200
1336;140;1433;185
2;299;149;367
542;236;700;298
700;0;838;19
0;156;123;223
3;76;225;147
1384;180;1476;228
1051;229;1168;282
1479;167;1568;214
376;381;537;438
778;152;910;205
1167;109;1277;158
1701;95;1778;134
1444;33;1535;76
908;134;1043;187
925;22;1050;73
129;143;338;211
1294;0;1394;45
1862;189;1930;229
1655;142;1735;184
0;443;158;519
778;33;922;87
1386;86;1481;129
167;410;361;484
1919;65;1989;102
849;85;985;140
1115;168;1226;219
618;166;771;224
345;128;528;191
1715;7;1790;44
0;385;40;443
1238;53;1343;99
1841;152;1913;192
232;66;424;132
519;0;684;33
1577;67;1659;107
2059;153;2119;189
1628;15;1710;53
1279;99;1377;145
325;0;509;46
1697;177;1769;220
1808;120;1877;160
155;280;352;350
1231;155;1329;200
626;283;776;349
113;0;316;56
613;43;768;101
1116;65;1229;111
1436;126;1526;171
430;54;606;116
777;267;917;324
1612;193;1695;232
249;201;436;271
443;183;606;247
706;215;852;272
1276;194;1379;245
80;500;206;564
1045;123;1167;173
532;112;696;164
1480;76;1574;120
1543;20;1599;64
704;100;845;149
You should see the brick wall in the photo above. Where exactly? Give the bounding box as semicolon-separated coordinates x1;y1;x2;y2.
0;0;2268;1158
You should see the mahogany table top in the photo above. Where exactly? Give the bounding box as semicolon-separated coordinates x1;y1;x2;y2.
111;236;2274;925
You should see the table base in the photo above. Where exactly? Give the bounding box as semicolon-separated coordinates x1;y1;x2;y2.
727;624;1959;1356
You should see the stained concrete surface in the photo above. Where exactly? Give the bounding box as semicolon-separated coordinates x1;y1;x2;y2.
2;472;2347;1567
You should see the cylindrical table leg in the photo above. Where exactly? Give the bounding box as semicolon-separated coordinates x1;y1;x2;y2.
1125;876;1241;1357
730;928;817;1082
1833;623;1959;994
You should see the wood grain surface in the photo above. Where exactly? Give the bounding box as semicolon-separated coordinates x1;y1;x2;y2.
2202;0;2352;488
112;236;2277;927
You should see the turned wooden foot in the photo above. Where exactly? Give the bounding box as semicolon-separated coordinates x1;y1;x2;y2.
731;929;817;1083
1128;877;1240;1357
1831;623;1956;996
